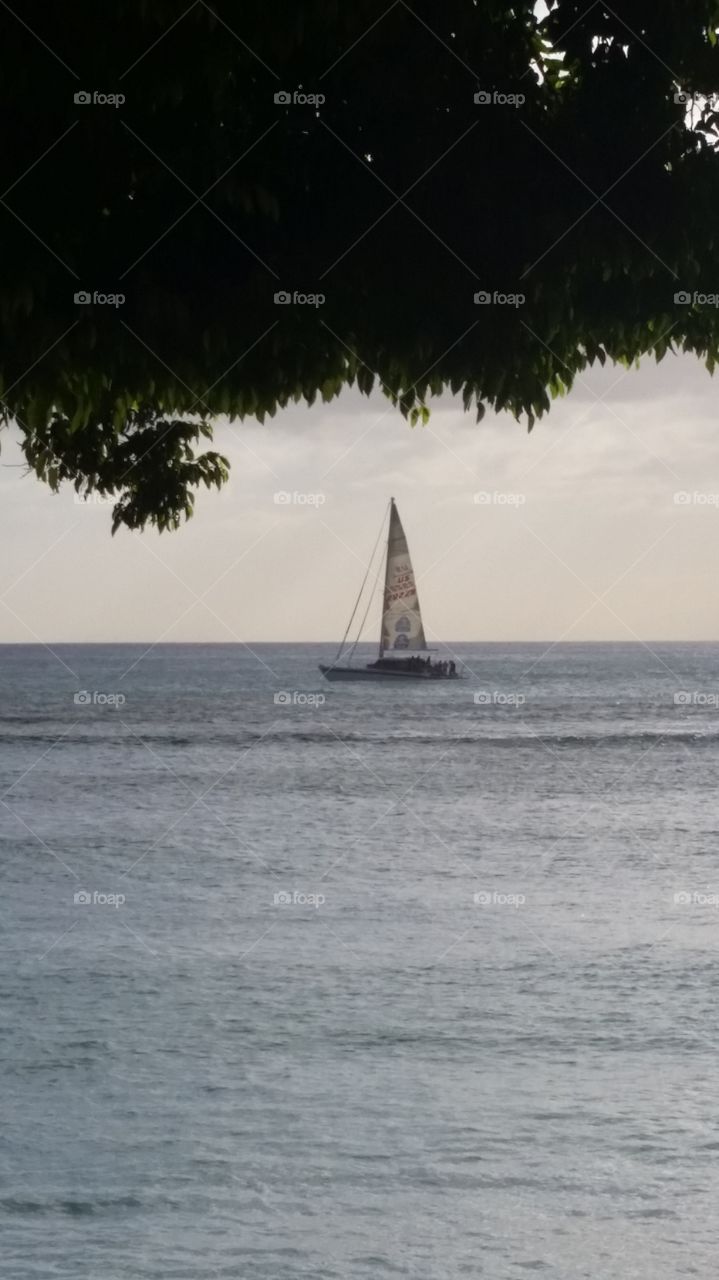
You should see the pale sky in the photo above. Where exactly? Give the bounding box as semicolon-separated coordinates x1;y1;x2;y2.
2;350;719;643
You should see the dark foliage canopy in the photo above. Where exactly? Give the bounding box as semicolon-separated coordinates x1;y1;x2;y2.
4;0;719;528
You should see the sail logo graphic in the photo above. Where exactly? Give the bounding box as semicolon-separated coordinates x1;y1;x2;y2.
394;616;412;633
391;562;414;588
386;566;416;604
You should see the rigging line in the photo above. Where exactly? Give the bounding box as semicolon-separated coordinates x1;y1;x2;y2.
345;531;387;664
331;500;390;666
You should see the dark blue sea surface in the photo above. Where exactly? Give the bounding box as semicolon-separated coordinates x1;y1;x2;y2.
2;642;719;1279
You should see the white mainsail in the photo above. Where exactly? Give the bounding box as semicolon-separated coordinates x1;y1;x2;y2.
379;500;427;655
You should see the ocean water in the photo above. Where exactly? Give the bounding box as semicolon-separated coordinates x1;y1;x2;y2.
2;641;719;1279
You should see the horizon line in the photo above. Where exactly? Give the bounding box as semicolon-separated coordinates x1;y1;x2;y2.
1;639;718;647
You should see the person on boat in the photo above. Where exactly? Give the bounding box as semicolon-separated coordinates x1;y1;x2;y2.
449;661;456;677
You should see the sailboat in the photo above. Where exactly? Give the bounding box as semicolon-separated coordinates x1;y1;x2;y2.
319;499;462;681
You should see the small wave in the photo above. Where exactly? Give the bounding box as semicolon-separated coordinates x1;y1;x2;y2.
627;1207;680;1220
261;728;719;750
0;714;63;724
1;727;716;753
0;733;193;748
351;1257;408;1274
0;1195;143;1216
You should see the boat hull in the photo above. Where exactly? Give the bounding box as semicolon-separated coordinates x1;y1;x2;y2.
319;664;461;682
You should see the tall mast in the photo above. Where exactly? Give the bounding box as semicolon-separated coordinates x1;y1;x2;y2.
378;497;395;657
